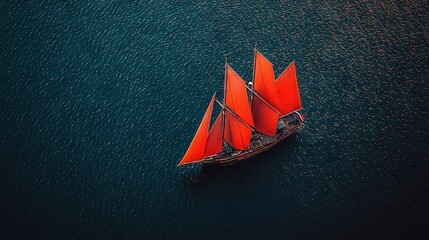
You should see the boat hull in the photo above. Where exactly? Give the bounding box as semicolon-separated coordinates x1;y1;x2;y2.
200;112;303;165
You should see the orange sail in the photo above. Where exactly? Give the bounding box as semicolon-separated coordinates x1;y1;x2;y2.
251;97;280;136
178;93;216;166
204;111;223;156
253;51;282;111
224;111;252;150
225;65;254;127
276;61;302;115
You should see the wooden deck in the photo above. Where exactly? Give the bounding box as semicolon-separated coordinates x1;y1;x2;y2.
200;112;303;165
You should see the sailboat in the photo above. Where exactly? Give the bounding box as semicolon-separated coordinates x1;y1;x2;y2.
178;49;304;166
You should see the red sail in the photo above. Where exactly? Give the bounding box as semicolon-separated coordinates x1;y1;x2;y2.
178;93;216;166
225;65;254;127
224;111;252;150
204;111;223;156
276;61;302;115
251;97;280;136
253;51;282;111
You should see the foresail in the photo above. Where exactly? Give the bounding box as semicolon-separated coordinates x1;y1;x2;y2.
204;111;223;157
276;61;302;115
178;93;216;166
225;65;254;127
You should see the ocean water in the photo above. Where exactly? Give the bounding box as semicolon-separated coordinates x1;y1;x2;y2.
0;1;428;239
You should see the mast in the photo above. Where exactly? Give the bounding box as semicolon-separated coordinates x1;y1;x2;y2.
222;58;227;148
250;46;256;106
252;45;257;92
223;58;227;106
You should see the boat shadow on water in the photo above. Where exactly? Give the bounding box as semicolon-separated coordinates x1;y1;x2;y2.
180;135;300;191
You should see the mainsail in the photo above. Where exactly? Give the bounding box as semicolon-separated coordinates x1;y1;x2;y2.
225;65;254;128
276;61;302;115
224;111;252;150
253;51;282;111
251;50;281;136
251;96;279;136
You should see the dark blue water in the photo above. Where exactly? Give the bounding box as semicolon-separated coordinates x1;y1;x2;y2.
1;1;428;239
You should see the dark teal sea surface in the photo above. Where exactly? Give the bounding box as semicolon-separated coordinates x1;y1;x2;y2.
1;1;428;239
